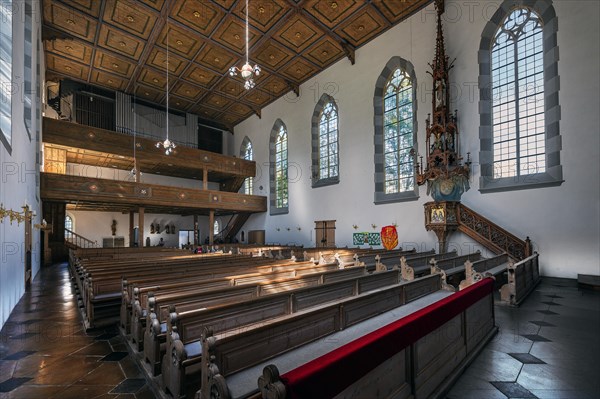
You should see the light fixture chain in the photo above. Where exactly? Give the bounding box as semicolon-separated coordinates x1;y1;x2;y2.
245;0;249;64
166;15;169;141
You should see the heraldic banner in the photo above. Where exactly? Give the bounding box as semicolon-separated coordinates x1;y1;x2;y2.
380;225;398;250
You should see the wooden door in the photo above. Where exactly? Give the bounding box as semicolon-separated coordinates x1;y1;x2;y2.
315;220;336;247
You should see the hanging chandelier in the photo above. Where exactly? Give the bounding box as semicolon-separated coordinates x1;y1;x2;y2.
229;0;260;90
156;16;176;155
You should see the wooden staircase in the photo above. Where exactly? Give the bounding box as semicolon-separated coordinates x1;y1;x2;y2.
221;176;247;193
457;204;531;261
223;213;251;242
65;229;98;249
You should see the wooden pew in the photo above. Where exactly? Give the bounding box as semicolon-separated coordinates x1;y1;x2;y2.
141;265;367;375
125;249;432;336
500;252;541;306
121;257;320;333
132;249;438;355
131;263;346;364
251;278;496;399
162;273;445;398
72;251;245;310
81;254;293;327
333;248;417;269
409;251;482;277
439;253;509;289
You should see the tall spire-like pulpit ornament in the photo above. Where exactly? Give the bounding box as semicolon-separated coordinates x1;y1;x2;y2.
415;0;470;201
415;0;471;252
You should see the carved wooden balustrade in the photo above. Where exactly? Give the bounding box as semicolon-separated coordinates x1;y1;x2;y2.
65;228;98;249
457;204;531;260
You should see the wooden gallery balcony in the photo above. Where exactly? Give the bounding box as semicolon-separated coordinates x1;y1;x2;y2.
41;118;266;216
40;173;267;215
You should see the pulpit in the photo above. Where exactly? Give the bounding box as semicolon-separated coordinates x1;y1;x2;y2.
415;0;470;249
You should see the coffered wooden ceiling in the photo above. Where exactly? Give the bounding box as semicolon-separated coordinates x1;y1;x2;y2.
43;0;431;130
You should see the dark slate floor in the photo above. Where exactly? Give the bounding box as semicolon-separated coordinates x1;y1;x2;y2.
0;263;154;399
1;263;599;399
447;277;600;399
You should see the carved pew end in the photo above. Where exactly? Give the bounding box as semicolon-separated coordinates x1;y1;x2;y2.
258;365;287;399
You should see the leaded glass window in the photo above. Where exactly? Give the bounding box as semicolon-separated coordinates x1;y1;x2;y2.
318;102;338;180
492;7;545;179
274;126;288;209
0;0;12;151
65;215;73;238
242;140;253;195
383;68;414;194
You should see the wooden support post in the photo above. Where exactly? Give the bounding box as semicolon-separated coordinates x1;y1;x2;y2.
129;211;134;247
138;207;145;247
203;169;208;190
42;226;52;266
209;210;214;246
193;215;199;246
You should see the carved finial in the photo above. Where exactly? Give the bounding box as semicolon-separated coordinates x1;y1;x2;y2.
400;257;414;281
197;328;230;399
258;365;287;399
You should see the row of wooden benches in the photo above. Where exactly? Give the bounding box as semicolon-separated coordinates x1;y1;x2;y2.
70;246;413;327
113;249;509;397
69;245;538;398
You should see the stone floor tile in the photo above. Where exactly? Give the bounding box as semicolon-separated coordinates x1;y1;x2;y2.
48;384;115;399
72;341;114;356
75;362;126;386
527;389;596;399
0;377;32;393
2;384;64;399
1;350;36;360
0;361;16;379
100;351;129;362
491;381;538;398
508;352;546;364
110;378;146;394
520;334;552;342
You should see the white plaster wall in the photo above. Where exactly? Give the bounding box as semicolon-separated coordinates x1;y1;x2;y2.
62;164;219;248
65;163;220;190
1;1;43;328
233;1;600;279
67;210;209;249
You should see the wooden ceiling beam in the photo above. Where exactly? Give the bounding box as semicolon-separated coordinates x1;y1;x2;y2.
340;39;356;65
124;5;168;94
86;1;107;84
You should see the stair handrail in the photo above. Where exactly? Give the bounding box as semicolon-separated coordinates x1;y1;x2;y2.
65;228;98;249
457;204;531;260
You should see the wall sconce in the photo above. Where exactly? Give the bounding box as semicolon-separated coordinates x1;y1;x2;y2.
352;224;358;230
371;224;377;229
34;219;48;229
276;227;280;231
0;203;27;225
286;227;291;231
297;227;301;231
